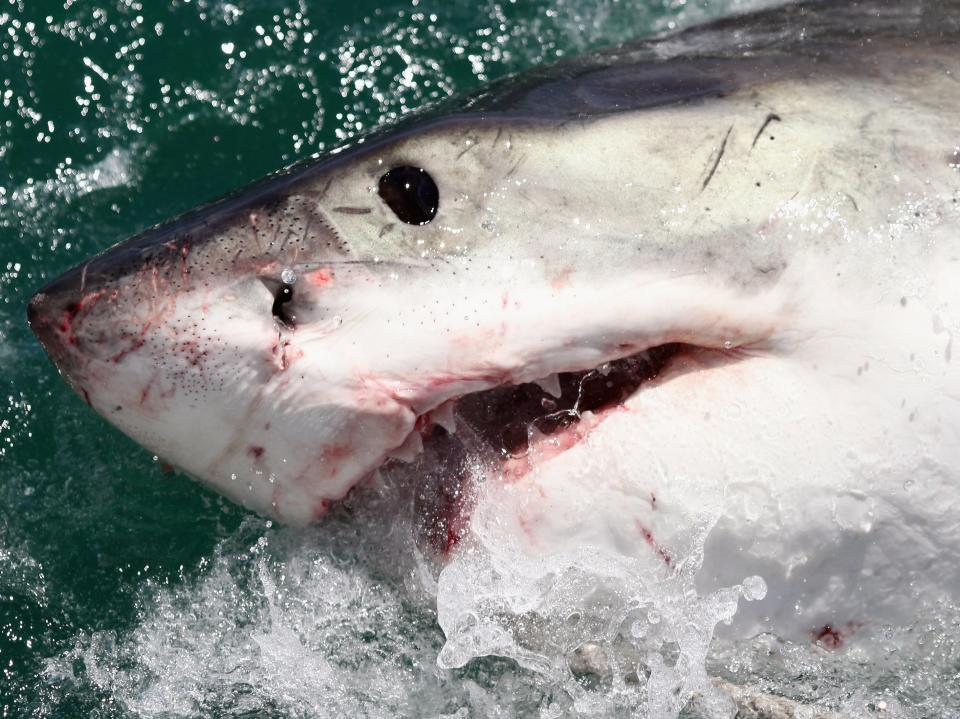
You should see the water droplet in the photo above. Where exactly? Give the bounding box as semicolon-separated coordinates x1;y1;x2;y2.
281;268;297;284
742;575;767;602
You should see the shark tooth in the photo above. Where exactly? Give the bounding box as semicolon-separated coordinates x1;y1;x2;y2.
534;374;562;398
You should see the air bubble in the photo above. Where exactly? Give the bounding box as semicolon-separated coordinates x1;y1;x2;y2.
742;575;767;602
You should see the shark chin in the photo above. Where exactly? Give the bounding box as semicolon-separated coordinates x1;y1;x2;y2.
26;0;960;651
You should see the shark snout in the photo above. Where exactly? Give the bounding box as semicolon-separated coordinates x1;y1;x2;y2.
27;261;96;377
27;237;147;368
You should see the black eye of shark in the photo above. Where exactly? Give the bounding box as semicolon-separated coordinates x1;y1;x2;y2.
271;282;295;327
378;166;439;225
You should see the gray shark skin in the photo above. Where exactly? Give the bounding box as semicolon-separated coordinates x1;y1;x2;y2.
27;0;960;644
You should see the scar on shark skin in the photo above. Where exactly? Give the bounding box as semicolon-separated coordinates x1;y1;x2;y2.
332;206;373;215
751;112;782;148
701;124;733;191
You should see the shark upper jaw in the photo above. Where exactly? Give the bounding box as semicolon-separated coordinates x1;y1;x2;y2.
393;341;732;468
326;271;784;535
28;249;784;529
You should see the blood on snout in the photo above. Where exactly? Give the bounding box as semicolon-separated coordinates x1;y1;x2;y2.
306;267;334;286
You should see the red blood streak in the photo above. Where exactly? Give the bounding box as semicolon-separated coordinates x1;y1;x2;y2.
313;498;331;519
110;337;146;364
635;521;672;566
813;625;845;649
322;444;351;462
424;482;468;555
248;446;265;460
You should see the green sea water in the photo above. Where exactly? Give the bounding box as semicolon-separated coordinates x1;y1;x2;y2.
4;2;959;718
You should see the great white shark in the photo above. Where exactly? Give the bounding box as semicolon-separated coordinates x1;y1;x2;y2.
27;0;960;647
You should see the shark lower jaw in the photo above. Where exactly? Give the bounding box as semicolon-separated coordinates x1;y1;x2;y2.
391;341;742;552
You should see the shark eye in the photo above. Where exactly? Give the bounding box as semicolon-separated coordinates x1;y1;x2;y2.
378;166;438;225
272;282;294;326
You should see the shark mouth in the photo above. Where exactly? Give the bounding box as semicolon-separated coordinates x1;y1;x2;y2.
399;343;728;554
453;344;689;460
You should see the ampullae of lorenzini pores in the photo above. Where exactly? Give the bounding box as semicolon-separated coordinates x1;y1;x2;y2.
24;1;960;717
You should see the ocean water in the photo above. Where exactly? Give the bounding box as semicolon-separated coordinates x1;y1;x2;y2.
3;1;960;718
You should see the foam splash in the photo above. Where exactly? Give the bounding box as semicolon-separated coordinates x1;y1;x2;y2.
436;513;766;719
38;474;960;718
44;518;459;718
42;476;771;719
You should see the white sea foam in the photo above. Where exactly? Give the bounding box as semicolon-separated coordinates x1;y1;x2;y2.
47;476;957;719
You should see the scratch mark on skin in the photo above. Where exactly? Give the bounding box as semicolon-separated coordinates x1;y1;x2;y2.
79;261;90;294
702;125;733;192
269;220;281;251
332;206;372;215
843;192;860;212
179;240;192;285
303;180;334;203
378;223;395;238
249;213;263;253
457;140;478;160
505;154;527;179
751;113;781;148
492;127;503;149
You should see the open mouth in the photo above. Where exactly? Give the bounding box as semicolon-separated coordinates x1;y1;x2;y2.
404;342;734;553
453;343;691;460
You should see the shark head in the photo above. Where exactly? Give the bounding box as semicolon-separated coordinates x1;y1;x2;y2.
27;95;798;526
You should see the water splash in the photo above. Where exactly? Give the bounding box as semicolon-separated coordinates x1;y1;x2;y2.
437;514;766;718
